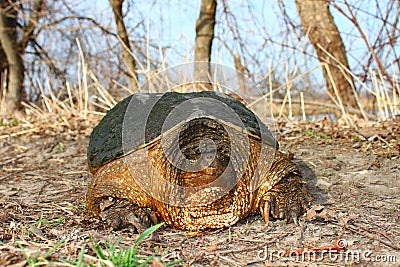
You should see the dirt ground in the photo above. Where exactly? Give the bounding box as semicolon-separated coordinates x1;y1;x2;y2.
0;116;399;266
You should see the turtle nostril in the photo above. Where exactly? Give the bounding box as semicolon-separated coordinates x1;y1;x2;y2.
201;152;215;168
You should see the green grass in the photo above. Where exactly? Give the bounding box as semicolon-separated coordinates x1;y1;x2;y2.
55;143;65;151
89;223;162;267
0;119;20;127
18;239;66;267
305;130;331;139
26;215;66;238
323;170;336;177
31;215;66;228
18;223;181;266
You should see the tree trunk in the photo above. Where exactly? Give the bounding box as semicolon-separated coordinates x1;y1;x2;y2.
194;0;217;83
295;0;357;108
109;0;139;92
0;0;24;113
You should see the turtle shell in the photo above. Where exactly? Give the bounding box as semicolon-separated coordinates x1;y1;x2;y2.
87;91;277;173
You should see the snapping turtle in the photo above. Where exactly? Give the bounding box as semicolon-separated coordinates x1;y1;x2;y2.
86;91;311;231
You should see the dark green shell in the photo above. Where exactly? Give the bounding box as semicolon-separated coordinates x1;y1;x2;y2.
87;91;277;173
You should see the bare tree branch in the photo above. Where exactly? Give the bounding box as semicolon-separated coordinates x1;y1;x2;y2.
331;0;398;95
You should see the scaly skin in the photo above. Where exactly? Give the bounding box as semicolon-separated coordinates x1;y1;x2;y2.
86;128;312;231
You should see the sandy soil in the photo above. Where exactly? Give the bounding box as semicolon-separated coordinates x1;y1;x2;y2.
0;117;399;266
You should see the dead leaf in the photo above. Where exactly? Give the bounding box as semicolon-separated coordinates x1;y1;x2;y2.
152;257;165;267
303;205;333;221
201;241;220;252
0;207;11;223
186;231;203;237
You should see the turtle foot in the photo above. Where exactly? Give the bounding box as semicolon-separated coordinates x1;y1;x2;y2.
98;197;158;234
259;174;312;224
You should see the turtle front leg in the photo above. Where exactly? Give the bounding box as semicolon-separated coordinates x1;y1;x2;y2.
88;193;158;233
86;158;157;233
97;198;150;230
96;197;160;240
258;173;311;224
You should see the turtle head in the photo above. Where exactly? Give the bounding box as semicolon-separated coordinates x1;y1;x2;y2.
176;118;231;188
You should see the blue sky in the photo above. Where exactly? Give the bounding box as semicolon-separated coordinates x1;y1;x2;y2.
88;0;398;93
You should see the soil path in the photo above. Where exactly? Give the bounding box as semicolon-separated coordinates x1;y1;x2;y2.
0;118;399;266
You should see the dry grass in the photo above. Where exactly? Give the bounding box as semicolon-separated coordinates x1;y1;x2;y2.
2;60;396;135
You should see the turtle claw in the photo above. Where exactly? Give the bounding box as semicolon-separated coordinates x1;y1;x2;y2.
259;174;311;224
292;214;299;226
261;199;271;224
